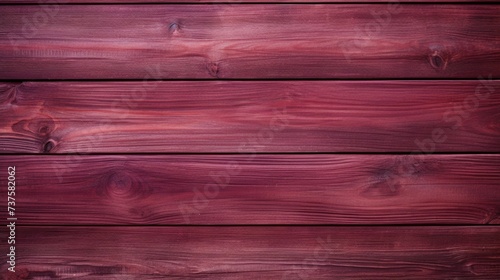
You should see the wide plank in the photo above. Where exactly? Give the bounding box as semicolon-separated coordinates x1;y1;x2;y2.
1;5;499;79
0;154;498;225
1;226;500;279
1;81;499;153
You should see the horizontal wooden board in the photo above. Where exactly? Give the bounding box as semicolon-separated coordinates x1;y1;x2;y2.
0;5;499;79
1;154;499;225
1;226;500;279
1;81;499;153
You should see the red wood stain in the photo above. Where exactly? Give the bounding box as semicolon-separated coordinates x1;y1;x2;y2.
0;0;499;279
0;5;498;79
0;81;498;153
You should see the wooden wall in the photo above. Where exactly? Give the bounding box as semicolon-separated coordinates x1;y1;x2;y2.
0;0;499;279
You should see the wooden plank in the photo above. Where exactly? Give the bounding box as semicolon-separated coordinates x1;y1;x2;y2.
1;154;498;225
1;81;499;153
0;5;499;79
1;226;499;278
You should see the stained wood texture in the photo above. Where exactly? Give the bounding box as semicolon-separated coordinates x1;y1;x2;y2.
1;5;499;79
1;226;500;279
1;81;499;153
0;154;498;225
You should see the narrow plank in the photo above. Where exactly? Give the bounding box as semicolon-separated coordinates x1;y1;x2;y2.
1;5;498;79
0;155;498;225
1;81;499;153
1;226;499;279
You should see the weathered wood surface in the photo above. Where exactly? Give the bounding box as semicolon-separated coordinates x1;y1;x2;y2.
1;154;498;225
1;81;498;153
1;5;499;79
1;226;500;279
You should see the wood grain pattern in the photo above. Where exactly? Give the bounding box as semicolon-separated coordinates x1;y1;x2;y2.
1;226;500;279
1;154;498;225
0;2;498;279
1;5;499;79
1;81;499;153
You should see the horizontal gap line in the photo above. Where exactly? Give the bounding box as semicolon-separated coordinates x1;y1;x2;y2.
1;152;499;156
15;224;500;227
1;2;499;6
1;78;497;82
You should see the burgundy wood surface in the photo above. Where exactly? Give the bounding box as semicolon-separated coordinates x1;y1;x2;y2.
1;226;500;279
0;0;499;278
1;5;499;79
1;81;499;153
1;154;498;225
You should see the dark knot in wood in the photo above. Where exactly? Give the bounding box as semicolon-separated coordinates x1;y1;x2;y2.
43;140;55;153
96;170;151;201
428;50;447;71
169;22;180;35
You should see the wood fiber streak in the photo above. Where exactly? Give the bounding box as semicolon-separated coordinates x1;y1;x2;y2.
1;81;499;153
0;155;498;225
1;226;500;279
0;5;499;79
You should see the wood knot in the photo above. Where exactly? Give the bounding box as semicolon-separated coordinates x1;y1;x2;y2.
96;170;151;201
168;22;181;35
364;155;441;198
428;50;448;71
42;139;56;153
12;116;55;137
207;61;220;78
